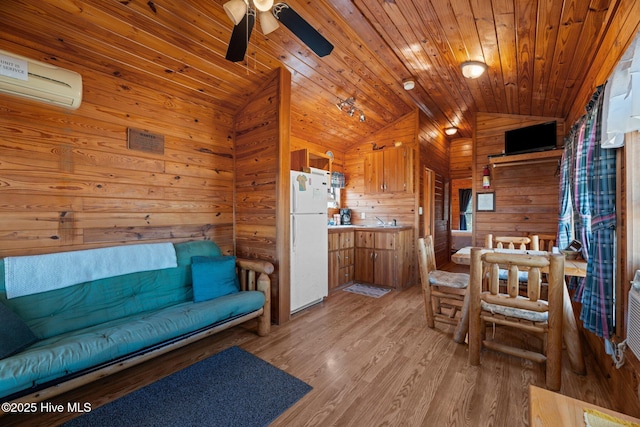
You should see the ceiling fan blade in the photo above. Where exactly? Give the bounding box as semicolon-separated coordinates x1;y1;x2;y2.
225;10;256;62
273;3;333;57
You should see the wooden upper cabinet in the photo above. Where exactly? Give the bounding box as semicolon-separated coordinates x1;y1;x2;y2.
364;146;413;194
365;150;385;193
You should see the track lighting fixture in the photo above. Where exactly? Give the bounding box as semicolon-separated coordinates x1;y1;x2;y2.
336;97;365;122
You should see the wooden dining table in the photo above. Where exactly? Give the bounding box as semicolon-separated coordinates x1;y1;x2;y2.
451;246;587;375
529;385;640;426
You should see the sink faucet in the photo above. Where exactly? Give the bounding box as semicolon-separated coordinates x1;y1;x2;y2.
375;216;385;225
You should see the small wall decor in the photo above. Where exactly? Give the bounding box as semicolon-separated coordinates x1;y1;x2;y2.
127;128;164;154
476;192;495;212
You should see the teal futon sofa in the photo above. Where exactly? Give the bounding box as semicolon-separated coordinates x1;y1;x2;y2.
0;240;272;403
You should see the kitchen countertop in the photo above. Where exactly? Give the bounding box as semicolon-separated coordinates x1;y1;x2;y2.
328;224;412;231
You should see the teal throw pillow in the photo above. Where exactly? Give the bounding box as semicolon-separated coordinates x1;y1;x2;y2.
191;256;239;302
0;301;38;359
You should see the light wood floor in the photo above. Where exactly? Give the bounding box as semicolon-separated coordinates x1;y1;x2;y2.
3;283;632;426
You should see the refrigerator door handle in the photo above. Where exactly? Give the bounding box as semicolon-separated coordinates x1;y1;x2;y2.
291;181;297;213
292;215;296;250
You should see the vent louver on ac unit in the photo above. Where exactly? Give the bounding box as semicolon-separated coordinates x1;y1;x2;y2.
627;271;640;359
0;49;82;109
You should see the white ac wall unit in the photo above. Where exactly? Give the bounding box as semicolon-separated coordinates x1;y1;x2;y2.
0;49;82;109
627;271;640;359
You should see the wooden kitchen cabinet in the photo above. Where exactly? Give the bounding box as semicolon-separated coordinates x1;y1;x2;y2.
364;146;413;194
354;227;413;289
328;228;355;291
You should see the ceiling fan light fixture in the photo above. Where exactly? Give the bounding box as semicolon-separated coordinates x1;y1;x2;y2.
444;127;458;135
259;10;280;35
253;0;274;12
461;61;487;79
223;0;248;25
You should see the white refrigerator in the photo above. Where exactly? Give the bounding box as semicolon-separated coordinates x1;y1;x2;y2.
290;169;329;313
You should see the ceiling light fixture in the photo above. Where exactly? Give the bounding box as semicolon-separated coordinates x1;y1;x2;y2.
253;0;280;34
223;0;248;25
444;127;458;135
460;61;488;79
403;79;415;91
336;97;366;122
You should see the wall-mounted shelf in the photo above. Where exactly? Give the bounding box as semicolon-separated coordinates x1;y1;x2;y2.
291;148;332;173
489;149;562;168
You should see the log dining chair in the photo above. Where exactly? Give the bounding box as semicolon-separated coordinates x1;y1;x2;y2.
485;234;534;287
417;236;469;343
485;234;532;250
530;234;558;252
468;247;565;391
531;233;559;288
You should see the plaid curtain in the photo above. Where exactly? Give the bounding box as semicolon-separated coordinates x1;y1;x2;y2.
557;129;575;250
581;86;617;338
564;85;616;338
574;113;594;271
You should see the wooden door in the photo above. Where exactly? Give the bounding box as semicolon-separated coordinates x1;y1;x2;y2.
328;232;340;251
328;250;340;291
328;232;341;291
423;168;435;237
384;147;407;192
355;247;374;283
374;249;395;287
364;151;384;193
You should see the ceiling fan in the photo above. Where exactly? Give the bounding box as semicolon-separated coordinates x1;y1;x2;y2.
223;0;334;62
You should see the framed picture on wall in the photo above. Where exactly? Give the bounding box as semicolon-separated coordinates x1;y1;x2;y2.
476;192;495;212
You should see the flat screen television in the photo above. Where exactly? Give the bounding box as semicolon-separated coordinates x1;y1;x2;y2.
504;121;557;155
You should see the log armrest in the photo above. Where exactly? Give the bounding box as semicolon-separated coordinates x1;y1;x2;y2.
236;257;273;336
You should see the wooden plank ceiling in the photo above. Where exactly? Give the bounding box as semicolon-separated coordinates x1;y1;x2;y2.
2;0;636;153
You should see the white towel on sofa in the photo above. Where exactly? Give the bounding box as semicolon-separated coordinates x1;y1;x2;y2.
4;243;177;299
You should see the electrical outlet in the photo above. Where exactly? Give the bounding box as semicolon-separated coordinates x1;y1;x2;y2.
361;212;366;219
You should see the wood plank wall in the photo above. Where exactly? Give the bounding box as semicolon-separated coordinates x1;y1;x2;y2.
234;68;291;324
473;113;565;247
450;138;473;180
0;53;236;258
344;111;419;229
417;112;451;267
